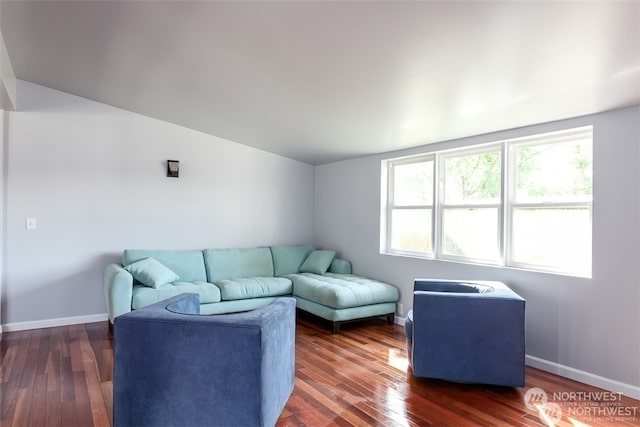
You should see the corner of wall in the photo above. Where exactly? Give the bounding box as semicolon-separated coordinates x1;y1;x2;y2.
0;109;7;329
0;22;17;111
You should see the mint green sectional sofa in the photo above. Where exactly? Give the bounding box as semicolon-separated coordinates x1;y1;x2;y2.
104;245;399;333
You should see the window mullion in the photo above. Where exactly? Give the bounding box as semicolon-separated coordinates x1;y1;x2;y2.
511;201;592;209
505;142;516;267
439;203;501;209
434;152;443;259
386;162;394;255
390;204;433;210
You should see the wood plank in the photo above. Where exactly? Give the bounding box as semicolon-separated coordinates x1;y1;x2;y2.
1;317;638;426
78;328;111;427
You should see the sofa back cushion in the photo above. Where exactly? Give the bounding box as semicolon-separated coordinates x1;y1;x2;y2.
270;245;314;276
204;247;274;282
328;258;352;274
123;250;207;283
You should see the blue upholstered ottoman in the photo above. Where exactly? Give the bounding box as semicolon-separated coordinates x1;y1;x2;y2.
113;293;295;427
405;279;526;387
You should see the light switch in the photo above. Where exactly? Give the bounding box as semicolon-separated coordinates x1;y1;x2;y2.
25;217;37;230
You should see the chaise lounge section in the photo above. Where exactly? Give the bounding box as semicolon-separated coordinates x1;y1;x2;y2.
104;244;399;333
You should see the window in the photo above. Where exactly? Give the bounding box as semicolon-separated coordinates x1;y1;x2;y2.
383;126;593;277
439;146;502;264
387;156;434;255
506;129;593;274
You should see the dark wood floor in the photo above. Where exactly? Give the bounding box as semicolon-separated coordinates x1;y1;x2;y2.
1;313;639;426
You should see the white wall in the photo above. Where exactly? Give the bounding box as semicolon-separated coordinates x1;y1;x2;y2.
0;110;6;332
315;106;640;396
0;23;15;332
2;80;314;327
0;26;17;110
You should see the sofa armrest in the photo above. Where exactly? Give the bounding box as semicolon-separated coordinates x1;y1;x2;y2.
328;258;352;274
104;263;134;324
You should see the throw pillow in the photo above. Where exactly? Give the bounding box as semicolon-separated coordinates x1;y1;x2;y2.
299;250;336;275
124;257;179;288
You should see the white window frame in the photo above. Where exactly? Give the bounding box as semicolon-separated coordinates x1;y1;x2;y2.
385;154;436;257
381;125;593;277
505;127;593;275
436;143;503;265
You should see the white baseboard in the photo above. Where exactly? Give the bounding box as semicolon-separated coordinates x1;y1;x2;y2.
2;313;108;332
525;355;640;400
396;316;639;400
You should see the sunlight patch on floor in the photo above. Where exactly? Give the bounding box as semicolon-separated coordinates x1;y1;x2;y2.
387;347;408;371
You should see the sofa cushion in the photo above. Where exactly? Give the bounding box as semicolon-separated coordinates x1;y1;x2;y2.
124;250;207;282
270;245;314;276
124;257;179;288
216;277;293;301
289;273;399;309
328;258;352;274
204;247;274;282
131;281;221;309
299;250;336;274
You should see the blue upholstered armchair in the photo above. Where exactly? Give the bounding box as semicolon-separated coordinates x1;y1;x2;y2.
405;279;526;387
113;293;296;427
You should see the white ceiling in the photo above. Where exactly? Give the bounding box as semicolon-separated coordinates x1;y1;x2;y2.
2;1;639;165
